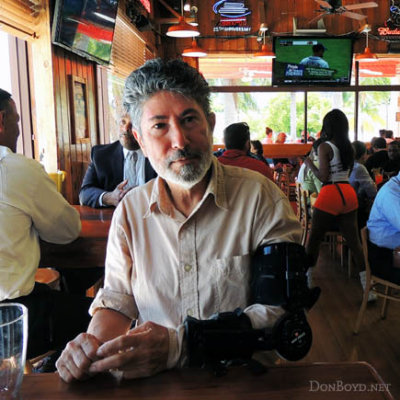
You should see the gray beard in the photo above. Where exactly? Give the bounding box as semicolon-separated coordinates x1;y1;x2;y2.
151;147;212;190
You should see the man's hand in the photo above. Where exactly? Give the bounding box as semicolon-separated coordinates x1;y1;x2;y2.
56;333;103;383
88;321;169;379
102;180;131;206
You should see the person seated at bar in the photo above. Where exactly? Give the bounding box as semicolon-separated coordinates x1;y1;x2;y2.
297;139;323;196
0;89;92;366
56;58;302;382
79;113;157;208
249;140;272;167
365;137;388;179
382;140;400;178
367;171;400;284
218;122;273;181
349;141;377;230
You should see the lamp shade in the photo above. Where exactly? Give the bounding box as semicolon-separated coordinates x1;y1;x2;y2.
167;16;200;38
355;47;378;62
182;40;207;57
254;44;275;59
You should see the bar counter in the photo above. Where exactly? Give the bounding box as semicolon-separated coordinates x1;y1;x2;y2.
21;362;393;400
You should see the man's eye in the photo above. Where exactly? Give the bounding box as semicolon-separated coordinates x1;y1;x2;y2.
182;116;197;125
153;123;166;129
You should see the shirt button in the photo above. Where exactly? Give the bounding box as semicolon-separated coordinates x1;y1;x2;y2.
184;264;192;272
187;309;193;316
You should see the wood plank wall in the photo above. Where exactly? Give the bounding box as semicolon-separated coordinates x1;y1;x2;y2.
52;46;98;204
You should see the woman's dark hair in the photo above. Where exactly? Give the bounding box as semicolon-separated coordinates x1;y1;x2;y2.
352;140;367;161
250;140;264;157
321;109;354;170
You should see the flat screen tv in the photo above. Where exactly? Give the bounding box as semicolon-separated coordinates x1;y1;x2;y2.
52;0;119;65
272;36;354;86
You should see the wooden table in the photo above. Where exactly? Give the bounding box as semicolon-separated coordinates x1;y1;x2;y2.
39;206;113;269
20;362;394;400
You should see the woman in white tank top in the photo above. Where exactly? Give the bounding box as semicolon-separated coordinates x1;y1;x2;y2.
304;109;364;288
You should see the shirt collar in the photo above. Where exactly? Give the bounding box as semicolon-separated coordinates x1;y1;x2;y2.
144;156;228;219
123;147;142;159
0;145;12;161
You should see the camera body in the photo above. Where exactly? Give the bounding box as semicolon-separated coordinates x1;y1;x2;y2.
185;243;320;367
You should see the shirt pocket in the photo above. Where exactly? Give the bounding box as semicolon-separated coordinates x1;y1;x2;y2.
212;254;251;312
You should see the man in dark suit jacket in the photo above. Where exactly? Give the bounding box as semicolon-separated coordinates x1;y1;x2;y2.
79;115;157;208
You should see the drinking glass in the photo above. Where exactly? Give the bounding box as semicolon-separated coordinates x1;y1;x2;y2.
0;304;28;399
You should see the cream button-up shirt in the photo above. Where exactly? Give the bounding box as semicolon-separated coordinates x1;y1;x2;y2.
90;157;302;367
0;145;81;300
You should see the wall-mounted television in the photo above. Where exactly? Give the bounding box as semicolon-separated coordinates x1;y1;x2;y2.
272;36;354;86
52;0;119;65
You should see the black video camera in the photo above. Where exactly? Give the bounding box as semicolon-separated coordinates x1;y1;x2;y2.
185;243;320;368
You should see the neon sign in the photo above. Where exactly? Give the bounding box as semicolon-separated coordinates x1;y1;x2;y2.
213;1;252;33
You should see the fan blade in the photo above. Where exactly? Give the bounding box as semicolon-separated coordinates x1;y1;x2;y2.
315;0;332;9
308;12;327;26
345;2;378;11
342;11;367;20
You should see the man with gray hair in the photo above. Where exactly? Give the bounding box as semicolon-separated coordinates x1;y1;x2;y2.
56;59;301;382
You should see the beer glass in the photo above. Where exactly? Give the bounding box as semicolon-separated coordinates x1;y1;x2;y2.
0;303;28;399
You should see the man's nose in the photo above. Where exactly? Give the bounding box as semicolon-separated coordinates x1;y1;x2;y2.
170;122;189;149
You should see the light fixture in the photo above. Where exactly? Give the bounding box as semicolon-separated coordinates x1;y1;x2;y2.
183;1;191;12
254;27;275;59
182;39;207;57
189;6;198;27
166;0;200;38
355;24;378;62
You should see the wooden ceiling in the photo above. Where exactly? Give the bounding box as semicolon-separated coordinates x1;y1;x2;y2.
154;0;390;57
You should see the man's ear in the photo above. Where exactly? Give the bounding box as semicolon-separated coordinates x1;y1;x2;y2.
132;128;147;156
207;112;216;133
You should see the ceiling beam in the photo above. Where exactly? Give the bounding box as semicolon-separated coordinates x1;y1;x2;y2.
157;0;181;18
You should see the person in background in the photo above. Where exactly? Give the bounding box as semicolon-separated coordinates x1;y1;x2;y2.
262;126;273;144
250;139;269;163
218;123;273;181
385;130;394;144
382;140;400;178
56;58;302;382
300;43;329;69
304;110;365;293
365;137;388;178
349;141;377;229
298;139;323;196
0;88;91;367
367;171;400;284
275;132;287;144
79;113;157;208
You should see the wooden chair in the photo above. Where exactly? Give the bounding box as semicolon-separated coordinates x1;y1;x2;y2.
353;227;400;334
299;186;311;247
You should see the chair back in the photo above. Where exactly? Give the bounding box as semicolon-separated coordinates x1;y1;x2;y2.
48;170;66;193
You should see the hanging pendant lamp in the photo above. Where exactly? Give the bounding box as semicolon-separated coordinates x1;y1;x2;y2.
355;25;378;62
167;0;199;38
254;28;275;59
182;39;207;57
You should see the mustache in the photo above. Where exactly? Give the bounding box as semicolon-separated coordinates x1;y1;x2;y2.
166;147;202;164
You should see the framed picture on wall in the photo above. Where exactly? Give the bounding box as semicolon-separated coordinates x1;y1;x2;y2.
69;75;90;143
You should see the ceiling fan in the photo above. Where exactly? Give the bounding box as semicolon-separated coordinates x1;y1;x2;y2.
308;0;378;25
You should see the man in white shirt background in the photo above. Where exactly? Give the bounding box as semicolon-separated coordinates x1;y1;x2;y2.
0;88;91;367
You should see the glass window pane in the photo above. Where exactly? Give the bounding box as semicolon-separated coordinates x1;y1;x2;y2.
358;59;400;86
358;91;398;142
107;72;125;141
200;56;272;86
211;92;304;144
307;92;355;140
0;31;12;92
